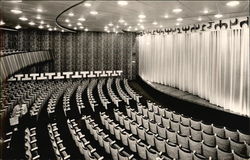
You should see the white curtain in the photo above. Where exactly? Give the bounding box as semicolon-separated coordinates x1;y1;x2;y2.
138;27;250;117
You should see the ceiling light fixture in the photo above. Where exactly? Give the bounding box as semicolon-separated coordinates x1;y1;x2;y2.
48;28;52;31
10;0;22;3
54;27;57;30
226;1;240;7
108;23;114;26
198;17;202;21
73;27;77;30
124;22;128;26
29;21;35;25
78;17;86;21
79;26;84;29
159;25;163;28
11;9;22;14
140;25;144;29
38;25;43;29
0;20;5;25
164;14;169;18
62;29;64;32
152;21;158;25
65;19;70;23
172;8;182;13
214;14;223;18
15;24;21;29
177;18;183;21
46;24;50;28
84;28;88;31
90;11;98;15
68;24;72;27
37;8;43;12
176;23;180;26
138;14;146;19
77;22;82;26
68;12;74;16
36;15;41;19
19;16;28;21
203;10;209;14
138;19;144;23
117;1;128;6
40;20;44;24
119;19;125;23
84;3;91;7
134;27;138;31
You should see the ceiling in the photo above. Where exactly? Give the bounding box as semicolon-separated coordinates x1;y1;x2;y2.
0;0;249;32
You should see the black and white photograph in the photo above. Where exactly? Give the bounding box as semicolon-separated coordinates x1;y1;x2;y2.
0;0;249;159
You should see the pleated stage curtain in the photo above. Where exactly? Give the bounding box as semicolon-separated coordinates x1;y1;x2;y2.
138;21;249;117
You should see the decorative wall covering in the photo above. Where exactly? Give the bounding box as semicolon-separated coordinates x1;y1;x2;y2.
8;70;123;81
1;30;137;80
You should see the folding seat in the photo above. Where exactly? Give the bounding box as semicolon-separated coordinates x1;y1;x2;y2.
149;120;157;134
230;139;247;157
131;109;137;121
189;137;202;154
202;142;217;160
238;130;250;144
118;150;134;160
202;131;215;147
177;132;189;149
155;134;166;152
97;132;105;147
123;116;131;131
180;115;190;126
178;146;193;160
152;104;159;114
217;147;233;160
247;143;250;157
109;121;115;135
164;109;172;119
193;152;208;160
103;135;111;154
130;121;138;135
119;114;125;126
190;127;202;142
120;130;129;146
166;140;179;159
136;140;147;159
201;122;213;135
166;128;177;144
225;127;239;142
137;125;146;141
162;116;170;129
157;123;166;138
142;107;148;117
126;106;132;118
158;106;165;117
172;112;181;122
114;109;120;121
233;150;249;160
110;143;119;160
137;103;143;114
190;118;201;130
147;101;153;110
146;146;159;160
179;123;190;136
212;125;225;138
148;109;155;121
170;119;180;132
61;150;71;160
128;135;137;153
215;135;230;152
145;129;155;146
114;126;122;141
136;112;143;125
142;116;149;129
154;113;162;124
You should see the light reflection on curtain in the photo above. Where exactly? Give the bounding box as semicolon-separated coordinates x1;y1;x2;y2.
138;27;249;116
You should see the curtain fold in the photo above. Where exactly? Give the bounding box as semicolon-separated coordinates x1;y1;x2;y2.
138;27;249;117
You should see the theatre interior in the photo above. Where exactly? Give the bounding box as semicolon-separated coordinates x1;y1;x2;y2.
0;0;249;160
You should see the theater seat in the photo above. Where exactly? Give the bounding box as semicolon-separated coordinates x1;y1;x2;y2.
189;137;202;154
136;140;147;159
166;140;179;159
230;139;247;157
238;130;250;144
193;152;208;160
146;146;159;160
217;147;233;160
179;146;193;160
202;142;217;160
177;132;189;149
202;131;215;147
225;127;239;142
215;135;230;152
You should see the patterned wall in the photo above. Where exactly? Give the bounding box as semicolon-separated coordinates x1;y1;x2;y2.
1;30;138;79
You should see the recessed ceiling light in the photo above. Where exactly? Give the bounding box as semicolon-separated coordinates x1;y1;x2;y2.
79;26;84;29
36;15;41;19
152;21;158;25
108;23;113;26
138;14;146;19
65;19;70;23
198;17;202;21
226;1;240;7
176;23;180;26
159;25;163;28
214;14;223;18
10;0;22;3
62;29;64;32
0;20;5;25
84;3;91;7
29;21;35;25
37;8;43;12
68;12;74;16
48;28;52;31
40;20;44;24
104;26;108;29
134;27;138;31
140;25;144;29
74;27;77;30
84;28;88;31
116;25;119;28
90;11;98;15
68;24;72;27
15;24;21;29
11;9;22;14
78;17;86;21
176;18;183;21
172;8;182;13
118;19;125;23
77;22;82;26
54;27;57;30
46;24;50;28
128;26;132;29
117;1;128;6
137;23;141;26
203;10;209;14
124;22;128;26
164;14;169;18
127;28;131;31
107;30;110;33
138;19;144;23
19;16;28;21
38;25;43;29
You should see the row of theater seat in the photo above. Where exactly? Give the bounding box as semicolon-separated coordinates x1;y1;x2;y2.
24;127;40;160
0;49;25;56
